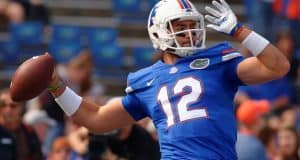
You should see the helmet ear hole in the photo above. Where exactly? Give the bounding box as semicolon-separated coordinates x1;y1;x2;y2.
153;33;159;38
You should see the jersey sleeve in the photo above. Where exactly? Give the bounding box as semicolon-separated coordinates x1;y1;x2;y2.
122;94;147;121
121;71;150;121
222;46;245;86
214;42;245;86
226;56;245;86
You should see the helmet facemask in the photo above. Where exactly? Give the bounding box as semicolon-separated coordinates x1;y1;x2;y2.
148;0;206;57
165;15;206;57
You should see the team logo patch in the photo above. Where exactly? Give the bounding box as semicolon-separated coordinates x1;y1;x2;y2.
190;58;210;69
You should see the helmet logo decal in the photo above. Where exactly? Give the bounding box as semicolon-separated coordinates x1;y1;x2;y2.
149;5;158;27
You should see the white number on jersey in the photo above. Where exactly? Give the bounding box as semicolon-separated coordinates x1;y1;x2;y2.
157;77;208;127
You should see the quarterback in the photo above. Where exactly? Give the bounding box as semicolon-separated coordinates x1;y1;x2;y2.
48;0;290;159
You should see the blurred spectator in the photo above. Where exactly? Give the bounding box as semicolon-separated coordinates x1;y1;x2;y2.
41;95;65;156
23;109;56;156
275;31;294;60
5;1;25;24
273;0;300;49
83;98;119;160
0;89;18;160
62;49;106;103
297;109;300;132
274;31;298;81
275;126;300;160
137;118;157;140
258;126;278;160
12;0;50;25
110;124;160;160
0;88;42;160
47;136;71;160
236;100;270;160
0;0;8;15
236;76;291;109
280;107;298;128
88;133;119;160
290;51;300;105
0;126;17;160
0;0;9;31
267;112;282;130
27;0;50;25
65;119;89;160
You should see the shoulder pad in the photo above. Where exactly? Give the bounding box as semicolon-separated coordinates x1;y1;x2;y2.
125;65;156;93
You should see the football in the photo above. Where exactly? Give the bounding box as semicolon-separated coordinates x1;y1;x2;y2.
10;53;55;102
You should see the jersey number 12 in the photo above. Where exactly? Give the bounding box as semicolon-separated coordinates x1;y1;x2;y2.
157;77;208;127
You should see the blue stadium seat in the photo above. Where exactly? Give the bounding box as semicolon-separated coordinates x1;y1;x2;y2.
85;27;118;47
132;47;155;68
49;42;82;63
90;43;124;68
91;43;126;82
9;21;43;45
21;44;48;59
112;0;147;24
112;0;142;12
0;41;20;65
93;70;128;82
51;24;81;43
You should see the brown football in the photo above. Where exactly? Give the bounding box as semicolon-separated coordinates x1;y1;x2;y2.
10;53;55;102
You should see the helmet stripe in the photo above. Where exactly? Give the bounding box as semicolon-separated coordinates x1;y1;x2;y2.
181;0;191;9
149;7;157;26
176;0;185;9
184;0;192;8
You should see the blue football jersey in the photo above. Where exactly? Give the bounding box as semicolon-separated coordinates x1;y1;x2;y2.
122;42;244;160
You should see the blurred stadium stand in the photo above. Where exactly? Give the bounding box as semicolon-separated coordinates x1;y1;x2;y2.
0;40;20;65
49;41;82;63
10;21;43;45
132;46;155;69
84;27;119;47
51;24;82;43
0;0;246;95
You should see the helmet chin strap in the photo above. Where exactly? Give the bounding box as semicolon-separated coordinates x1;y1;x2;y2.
162;36;202;57
174;49;196;57
165;46;196;57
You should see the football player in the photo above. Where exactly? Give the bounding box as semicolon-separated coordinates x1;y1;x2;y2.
48;0;290;159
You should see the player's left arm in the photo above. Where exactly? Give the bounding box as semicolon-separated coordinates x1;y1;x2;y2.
205;0;290;85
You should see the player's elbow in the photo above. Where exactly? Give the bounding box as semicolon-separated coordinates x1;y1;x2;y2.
88;125;115;134
72;118;113;134
275;59;290;78
88;128;104;134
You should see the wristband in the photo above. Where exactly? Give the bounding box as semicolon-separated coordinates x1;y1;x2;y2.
233;25;246;38
229;22;242;36
55;87;82;116
47;80;64;92
242;31;270;56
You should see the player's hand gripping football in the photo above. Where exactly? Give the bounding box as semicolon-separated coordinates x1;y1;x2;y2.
47;68;65;97
205;0;240;36
48;69;59;89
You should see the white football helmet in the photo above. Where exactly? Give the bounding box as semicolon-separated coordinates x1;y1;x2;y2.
148;0;206;57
